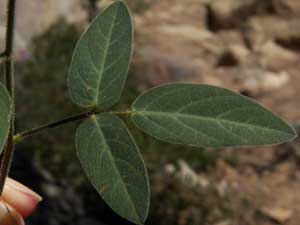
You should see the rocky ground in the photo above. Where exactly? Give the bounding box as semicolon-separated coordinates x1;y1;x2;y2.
0;0;86;53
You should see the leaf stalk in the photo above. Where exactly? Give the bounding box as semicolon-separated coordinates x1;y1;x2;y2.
0;0;17;195
14;110;133;143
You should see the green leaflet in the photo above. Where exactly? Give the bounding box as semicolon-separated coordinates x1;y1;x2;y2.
0;82;11;154
131;83;296;148
68;1;133;109
76;113;150;224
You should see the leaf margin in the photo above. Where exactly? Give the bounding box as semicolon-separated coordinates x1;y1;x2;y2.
0;82;12;155
75;112;150;224
68;0;134;109
131;82;297;148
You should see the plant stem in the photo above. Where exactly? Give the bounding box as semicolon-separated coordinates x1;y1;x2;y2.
0;0;16;195
15;111;95;142
14;110;133;142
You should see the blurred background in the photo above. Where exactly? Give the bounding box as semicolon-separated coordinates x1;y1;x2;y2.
1;0;300;224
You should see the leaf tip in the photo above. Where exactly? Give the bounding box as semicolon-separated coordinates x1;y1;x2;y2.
286;124;298;140
111;0;130;11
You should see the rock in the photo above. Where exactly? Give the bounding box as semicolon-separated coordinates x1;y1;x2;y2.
258;41;299;70
132;0;226;87
132;44;224;89
260;207;292;223
207;0;277;30
165;164;176;175
135;0;208;29
278;0;300;14
177;160;209;188
132;47;200;88
207;0;300;30
237;67;290;95
201;75;224;87
217;30;246;47
217;44;253;67
155;24;224;57
157;24;215;44
207;0;253;30
246;15;300;51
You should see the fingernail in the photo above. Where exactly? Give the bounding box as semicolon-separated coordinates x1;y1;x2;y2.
6;178;42;203
3;178;42;218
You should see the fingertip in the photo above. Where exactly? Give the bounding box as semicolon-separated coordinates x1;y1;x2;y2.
2;178;42;218
0;201;25;225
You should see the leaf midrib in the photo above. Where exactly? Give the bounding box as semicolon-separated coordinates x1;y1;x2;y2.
91;117;141;223
94;6;119;105
133;110;293;137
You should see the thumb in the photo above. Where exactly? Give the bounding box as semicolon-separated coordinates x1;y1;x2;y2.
2;178;42;218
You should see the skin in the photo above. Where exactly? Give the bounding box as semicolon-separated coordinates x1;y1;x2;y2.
1;178;42;224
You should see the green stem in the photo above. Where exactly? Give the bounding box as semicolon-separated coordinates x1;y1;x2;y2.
0;0;16;195
14;110;133;143
15;111;95;142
